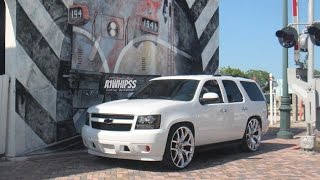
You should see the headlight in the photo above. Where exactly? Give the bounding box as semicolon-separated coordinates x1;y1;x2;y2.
135;115;161;129
85;113;90;126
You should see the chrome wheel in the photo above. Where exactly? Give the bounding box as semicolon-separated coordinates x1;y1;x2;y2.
245;119;261;151
170;126;195;168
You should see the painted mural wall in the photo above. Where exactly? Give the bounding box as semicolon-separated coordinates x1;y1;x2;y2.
7;0;219;155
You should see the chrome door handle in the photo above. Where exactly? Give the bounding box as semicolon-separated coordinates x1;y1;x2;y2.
220;108;227;113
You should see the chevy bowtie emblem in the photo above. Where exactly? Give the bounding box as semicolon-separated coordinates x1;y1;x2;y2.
104;118;113;124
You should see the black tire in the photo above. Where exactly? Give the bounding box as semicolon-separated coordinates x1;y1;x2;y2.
241;118;262;152
162;124;195;169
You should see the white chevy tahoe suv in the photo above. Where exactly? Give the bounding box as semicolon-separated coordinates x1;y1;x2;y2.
82;75;269;169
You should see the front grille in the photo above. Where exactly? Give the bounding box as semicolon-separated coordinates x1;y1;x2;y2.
91;113;134;120
91;122;132;131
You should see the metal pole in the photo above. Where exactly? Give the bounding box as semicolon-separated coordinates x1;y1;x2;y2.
270;73;274;125
306;0;314;136
277;0;294;139
273;89;277;122
293;0;300;65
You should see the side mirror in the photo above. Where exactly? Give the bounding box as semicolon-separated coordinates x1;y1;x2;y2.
199;92;220;105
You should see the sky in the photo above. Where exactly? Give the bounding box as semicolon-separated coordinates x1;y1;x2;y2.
219;0;320;79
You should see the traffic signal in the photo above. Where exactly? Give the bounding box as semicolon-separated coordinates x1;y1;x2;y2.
275;26;298;48
307;23;320;46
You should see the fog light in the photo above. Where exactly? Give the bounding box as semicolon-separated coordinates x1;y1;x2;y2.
124;146;130;152
146;145;151;152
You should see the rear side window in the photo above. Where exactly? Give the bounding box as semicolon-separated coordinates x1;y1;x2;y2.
240;81;265;101
222;80;243;103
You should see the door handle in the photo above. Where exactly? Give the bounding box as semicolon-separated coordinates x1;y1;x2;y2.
242;107;248;111
220;108;227;113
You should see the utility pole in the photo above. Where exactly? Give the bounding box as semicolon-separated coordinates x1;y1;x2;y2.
277;0;294;139
306;0;314;136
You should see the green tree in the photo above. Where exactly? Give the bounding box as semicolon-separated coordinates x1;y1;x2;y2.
315;69;320;76
219;67;270;92
219;66;247;78
245;69;270;92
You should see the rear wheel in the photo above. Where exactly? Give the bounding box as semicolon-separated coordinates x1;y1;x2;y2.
163;125;195;169
241;118;261;152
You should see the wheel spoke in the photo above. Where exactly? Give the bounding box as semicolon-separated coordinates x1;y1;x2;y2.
253;122;259;132
251;121;256;131
253;120;257;129
181;128;188;142
176;131;181;142
172;140;178;144
249;121;253;129
179;153;185;166
251;138;256;145
253;135;261;144
180;129;185;142
171;147;178;152
253;134;260;139
182;141;192;147
171;149;178;162
182;149;193;158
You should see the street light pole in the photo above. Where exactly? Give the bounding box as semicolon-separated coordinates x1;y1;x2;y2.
277;0;294;139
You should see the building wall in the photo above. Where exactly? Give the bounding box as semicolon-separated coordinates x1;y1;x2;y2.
0;0;4;75
8;0;75;155
3;0;219;156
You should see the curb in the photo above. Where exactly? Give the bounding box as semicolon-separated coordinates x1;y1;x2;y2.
0;149;87;163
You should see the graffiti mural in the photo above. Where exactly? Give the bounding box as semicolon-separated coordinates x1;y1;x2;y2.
69;0;219;132
9;0;218;155
71;0;202;76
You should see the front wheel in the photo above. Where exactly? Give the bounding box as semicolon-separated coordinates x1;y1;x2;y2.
241;118;262;152
163;125;195;169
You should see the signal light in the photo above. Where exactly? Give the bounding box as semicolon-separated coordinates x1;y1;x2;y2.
307;23;320;46
275;26;298;48
299;32;309;52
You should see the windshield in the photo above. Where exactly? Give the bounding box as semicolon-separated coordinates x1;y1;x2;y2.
129;79;199;101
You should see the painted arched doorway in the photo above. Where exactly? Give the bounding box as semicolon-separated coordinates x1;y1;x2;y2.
0;0;5;75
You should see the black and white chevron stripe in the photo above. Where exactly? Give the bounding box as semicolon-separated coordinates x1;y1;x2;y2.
15;0;75;149
186;0;219;74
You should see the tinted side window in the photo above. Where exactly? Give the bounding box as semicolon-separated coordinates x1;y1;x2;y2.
222;80;243;103
200;80;223;103
240;81;265;101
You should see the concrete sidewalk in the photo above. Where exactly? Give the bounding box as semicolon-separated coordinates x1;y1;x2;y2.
1;122;320;180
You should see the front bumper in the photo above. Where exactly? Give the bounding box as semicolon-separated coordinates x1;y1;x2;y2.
81;125;167;161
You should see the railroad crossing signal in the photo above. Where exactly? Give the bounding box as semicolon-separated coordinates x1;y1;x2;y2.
307;22;320;46
275;26;298;48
